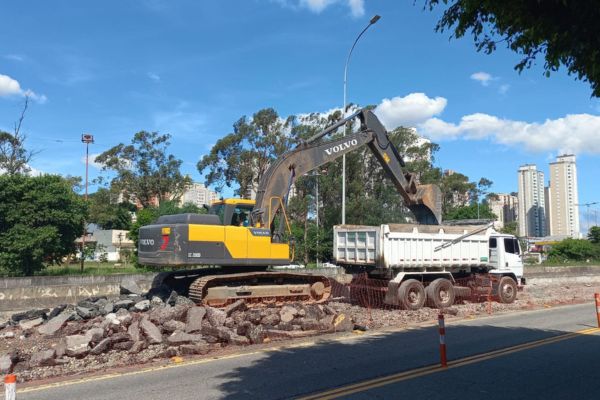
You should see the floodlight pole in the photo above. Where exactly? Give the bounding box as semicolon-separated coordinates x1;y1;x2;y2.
81;133;94;271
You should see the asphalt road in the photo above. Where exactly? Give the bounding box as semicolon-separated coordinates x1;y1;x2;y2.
8;303;600;400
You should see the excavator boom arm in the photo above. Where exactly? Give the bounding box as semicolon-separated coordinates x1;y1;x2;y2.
252;109;442;227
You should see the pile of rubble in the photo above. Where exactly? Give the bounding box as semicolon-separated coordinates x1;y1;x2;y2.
0;281;354;382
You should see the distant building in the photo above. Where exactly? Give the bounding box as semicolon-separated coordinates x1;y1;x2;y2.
488;193;518;229
180;182;219;207
517;164;547;237
548;154;580;238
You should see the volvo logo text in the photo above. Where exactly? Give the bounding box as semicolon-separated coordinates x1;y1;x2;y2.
140;239;155;246
324;139;358;156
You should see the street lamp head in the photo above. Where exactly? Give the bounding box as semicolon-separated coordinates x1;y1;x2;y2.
370;15;381;25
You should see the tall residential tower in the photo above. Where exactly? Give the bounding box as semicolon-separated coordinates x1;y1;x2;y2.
517;165;547;237
548;154;580;238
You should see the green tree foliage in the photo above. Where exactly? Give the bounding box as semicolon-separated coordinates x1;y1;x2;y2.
0;174;86;276
548;238;600;262
444;203;496;221
425;0;600;96
95;131;190;208
198;108;295;197
88;188;135;230
588;226;600;244
500;221;518;236
130;201;204;266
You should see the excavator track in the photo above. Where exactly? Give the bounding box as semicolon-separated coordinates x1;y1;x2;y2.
188;271;332;307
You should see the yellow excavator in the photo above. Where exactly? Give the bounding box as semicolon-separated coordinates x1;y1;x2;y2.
138;109;442;307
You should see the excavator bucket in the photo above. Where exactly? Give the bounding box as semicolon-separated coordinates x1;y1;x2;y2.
408;183;443;225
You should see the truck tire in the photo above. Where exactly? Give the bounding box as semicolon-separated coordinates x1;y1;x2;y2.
397;279;426;310
497;276;518;304
426;278;455;309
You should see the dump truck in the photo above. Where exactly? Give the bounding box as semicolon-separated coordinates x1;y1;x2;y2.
333;223;524;309
138;109;442;307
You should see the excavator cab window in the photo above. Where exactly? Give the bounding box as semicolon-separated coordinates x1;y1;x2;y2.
232;205;252;227
209;204;226;224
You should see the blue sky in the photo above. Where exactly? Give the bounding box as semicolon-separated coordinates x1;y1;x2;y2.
1;0;599;229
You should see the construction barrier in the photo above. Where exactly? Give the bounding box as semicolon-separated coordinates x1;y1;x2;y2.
438;313;447;367
595;293;600;328
4;374;16;400
343;273;503;313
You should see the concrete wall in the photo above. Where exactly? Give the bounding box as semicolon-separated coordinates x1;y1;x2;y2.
1;265;598;312
0;274;156;312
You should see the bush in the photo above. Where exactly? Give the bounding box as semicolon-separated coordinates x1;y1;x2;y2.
547;238;600;263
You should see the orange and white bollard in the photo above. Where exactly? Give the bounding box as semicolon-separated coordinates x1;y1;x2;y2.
438;313;447;368
594;293;600;328
4;374;16;400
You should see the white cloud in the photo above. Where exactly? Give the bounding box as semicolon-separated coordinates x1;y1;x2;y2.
374;93;447;129
153;107;205;138
0;74;47;103
0;74;22;96
147;72;161;82
347;0;364;17
281;0;365;17
4;54;24;62
81;153;105;170
369;92;600;155
418;112;600;155
471;71;494;86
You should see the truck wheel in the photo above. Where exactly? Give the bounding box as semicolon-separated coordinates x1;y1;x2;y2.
497;276;518;304
426;278;455;309
397;279;426;310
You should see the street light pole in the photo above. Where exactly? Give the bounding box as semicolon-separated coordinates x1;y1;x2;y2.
81;133;94;272
575;202;599;235
342;14;380;225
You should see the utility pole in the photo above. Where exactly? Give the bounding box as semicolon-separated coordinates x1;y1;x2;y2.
81;133;94;272
342;14;381;225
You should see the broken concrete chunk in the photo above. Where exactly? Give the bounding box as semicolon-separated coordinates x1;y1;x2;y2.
166;331;204;345
65;334;90;357
140;318;163;344
224;300;246;316
90;338;111;355
185;306;206;333
206;307;227;327
163;320;186;333
120;279;143;295
38;310;74;336
134;300;150;312
29;349;56;367
84;327;105;343
19;317;44;331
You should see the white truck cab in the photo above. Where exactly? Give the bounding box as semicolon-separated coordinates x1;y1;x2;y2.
488;234;524;284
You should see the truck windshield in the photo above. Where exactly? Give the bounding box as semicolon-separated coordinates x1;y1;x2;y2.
504;238;520;254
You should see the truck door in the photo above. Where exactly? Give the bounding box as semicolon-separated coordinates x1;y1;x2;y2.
502;237;523;273
489;237;499;268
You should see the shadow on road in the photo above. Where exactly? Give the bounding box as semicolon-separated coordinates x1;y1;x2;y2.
213;321;599;399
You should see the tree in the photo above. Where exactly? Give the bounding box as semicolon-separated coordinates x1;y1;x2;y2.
425;0;600;96
95;131;190;208
500;221;518;236
588;226;600;244
548;238;600;262
0;96;35;175
444;203;496;221
197;108;294;197
88;188;135;230
0;174;87;276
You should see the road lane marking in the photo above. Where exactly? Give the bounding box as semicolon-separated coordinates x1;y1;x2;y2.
297;327;600;400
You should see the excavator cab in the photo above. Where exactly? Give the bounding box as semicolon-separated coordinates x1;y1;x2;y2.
209;199;254;227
